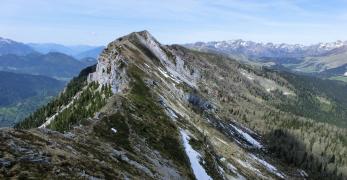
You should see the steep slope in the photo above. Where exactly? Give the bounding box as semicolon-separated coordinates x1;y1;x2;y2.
3;31;347;179
0;37;35;56
0;52;95;80
0;71;65;127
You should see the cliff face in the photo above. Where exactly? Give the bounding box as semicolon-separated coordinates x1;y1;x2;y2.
88;31;200;93
87;41;129;93
2;31;320;179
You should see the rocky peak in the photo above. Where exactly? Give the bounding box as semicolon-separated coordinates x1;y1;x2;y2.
88;30;200;93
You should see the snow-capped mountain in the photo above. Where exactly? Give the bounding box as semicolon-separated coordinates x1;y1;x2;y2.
0;37;35;56
186;39;347;58
0;37;14;45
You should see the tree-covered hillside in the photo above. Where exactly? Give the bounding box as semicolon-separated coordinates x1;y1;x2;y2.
15;65;113;131
0;52;95;80
0;71;64;127
266;68;347;128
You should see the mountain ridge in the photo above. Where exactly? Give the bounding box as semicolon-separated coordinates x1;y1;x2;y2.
3;31;347;179
0;37;35;56
186;39;347;58
28;43;105;59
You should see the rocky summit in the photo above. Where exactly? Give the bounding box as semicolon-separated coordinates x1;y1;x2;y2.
2;31;347;179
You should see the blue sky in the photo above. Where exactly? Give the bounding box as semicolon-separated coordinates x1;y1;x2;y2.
1;0;347;45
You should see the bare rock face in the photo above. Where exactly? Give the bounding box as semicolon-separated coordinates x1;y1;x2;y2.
88;46;129;93
135;31;200;87
88;30;200;93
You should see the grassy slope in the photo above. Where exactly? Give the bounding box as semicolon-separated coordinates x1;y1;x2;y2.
329;76;347;83
124;65;194;177
13;63;195;178
271;69;347;128
178;47;347;178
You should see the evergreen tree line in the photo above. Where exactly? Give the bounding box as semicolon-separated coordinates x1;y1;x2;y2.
14;65;98;129
196;61;347;179
227;102;347;179
48;82;112;132
263;111;347;179
270;70;347;128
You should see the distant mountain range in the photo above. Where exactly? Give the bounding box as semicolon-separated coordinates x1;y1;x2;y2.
0;37;102;127
186;40;347;79
186;39;347;58
0;36;104;59
0;36;101;80
0;37;35;56
28;43;104;59
0;52;95;80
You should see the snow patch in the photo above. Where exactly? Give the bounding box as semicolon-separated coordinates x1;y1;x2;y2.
166;108;178;120
298;169;308;177
226;162;246;180
266;88;274;92
230;124;262;148
236;158;264;178
227;162;237;172
240;70;254;80
159;96;179;121
157;67;181;84
250;154;285;179
158;67;170;78
111;128;117;134
180;130;212;180
283;91;291;95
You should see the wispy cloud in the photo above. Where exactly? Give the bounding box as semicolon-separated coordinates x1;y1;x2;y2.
1;0;347;45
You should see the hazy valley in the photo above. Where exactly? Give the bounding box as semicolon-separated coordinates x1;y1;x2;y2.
0;37;100;127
